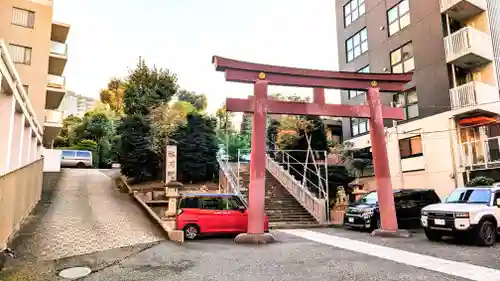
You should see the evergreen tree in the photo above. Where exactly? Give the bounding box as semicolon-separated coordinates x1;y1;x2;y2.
266;119;280;152
118;57;179;182
124;58;179;115
119;115;158;182
171;113;218;183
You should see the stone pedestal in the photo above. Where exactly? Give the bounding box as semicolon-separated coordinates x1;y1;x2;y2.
234;233;275;244
164;180;183;229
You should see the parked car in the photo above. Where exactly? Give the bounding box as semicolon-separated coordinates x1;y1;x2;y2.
344;189;441;230
176;193;269;240
421;186;500;246
60;150;93;168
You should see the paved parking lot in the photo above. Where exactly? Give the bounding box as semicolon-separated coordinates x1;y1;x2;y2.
3;168;499;280
76;231;473;281
312;227;500;270
4;221;500;280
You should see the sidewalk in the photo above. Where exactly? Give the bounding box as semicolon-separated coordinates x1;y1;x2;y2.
0;169;164;280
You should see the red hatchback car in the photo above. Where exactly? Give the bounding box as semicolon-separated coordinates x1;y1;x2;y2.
176;193;269;240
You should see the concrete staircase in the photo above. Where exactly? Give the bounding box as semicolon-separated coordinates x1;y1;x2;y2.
236;163;319;228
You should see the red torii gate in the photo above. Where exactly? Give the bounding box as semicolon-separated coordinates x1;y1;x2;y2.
213;56;412;243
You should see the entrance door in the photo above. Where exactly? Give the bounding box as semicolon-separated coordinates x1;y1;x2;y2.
220;196;247;233
197;196;223;233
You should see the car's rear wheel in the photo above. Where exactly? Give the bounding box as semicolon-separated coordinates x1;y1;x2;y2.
475;220;496;246
76;162;86;169
424;228;442;241
183;224;200;240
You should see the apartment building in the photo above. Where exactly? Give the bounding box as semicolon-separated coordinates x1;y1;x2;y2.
335;0;500;196
60;91;98;118
0;0;70;171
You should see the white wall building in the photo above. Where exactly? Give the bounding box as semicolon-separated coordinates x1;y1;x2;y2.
60;91;98;118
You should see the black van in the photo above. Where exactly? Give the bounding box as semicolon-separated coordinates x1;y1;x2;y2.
344;189;441;230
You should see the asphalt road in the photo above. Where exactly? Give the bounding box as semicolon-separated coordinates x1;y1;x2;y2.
81;231;471;281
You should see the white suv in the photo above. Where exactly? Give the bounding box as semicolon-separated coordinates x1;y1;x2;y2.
421;186;500;246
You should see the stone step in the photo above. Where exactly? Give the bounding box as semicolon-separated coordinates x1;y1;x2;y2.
269;222;330;229
268;215;317;221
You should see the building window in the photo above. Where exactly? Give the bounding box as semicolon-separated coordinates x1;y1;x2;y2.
390;42;414;73
348;65;370;99
346;28;368;62
12;7;35;28
8;44;32;65
393;89;419;120
351;118;369;136
388;0;410;36
344;0;366;27
23;84;29;95
399;135;423;159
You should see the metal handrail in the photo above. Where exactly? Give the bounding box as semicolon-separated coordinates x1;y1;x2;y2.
218;158;248;206
269;150;329;199
266;155;327;223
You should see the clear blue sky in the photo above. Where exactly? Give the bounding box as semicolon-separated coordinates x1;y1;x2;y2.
53;0;340;114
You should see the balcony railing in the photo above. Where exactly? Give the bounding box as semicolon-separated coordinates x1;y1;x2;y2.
0;159;44;249
440;0;487;14
44;109;63;124
47;74;66;89
460;136;500;169
50;41;67;57
450;81;499;109
444;27;493;66
0;40;43;141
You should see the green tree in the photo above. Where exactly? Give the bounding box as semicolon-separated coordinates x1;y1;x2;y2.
119;115;158;182
177;90;208;111
53;115;82;148
118;57;179;182
67;108;116;167
266;119;280;151
215;103;234;131
170;113;218;183
123;57;179;115
226;133;250;161
240;113;252;137
100;78;126;115
467;176;495;187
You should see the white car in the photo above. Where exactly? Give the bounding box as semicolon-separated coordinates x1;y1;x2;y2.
421;186;500;246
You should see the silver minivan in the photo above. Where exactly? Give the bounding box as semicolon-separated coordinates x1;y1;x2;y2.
60;150;93;168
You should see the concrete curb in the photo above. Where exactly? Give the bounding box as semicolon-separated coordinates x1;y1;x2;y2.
116;177;184;244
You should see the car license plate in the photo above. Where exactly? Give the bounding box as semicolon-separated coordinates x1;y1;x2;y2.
348;217;354;223
434;219;445;226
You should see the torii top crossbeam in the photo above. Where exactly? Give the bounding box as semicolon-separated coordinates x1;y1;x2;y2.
212;56;412;120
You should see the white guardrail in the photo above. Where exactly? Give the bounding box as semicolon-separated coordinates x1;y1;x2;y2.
266;155;327;224
0;40;43;142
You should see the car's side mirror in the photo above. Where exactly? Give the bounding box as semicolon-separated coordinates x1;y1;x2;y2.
496;198;500;207
238;206;246;213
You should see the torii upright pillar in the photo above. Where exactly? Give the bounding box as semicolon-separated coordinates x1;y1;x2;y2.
213;56;412;243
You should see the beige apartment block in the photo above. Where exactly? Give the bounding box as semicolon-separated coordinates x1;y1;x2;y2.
341;0;500;197
0;0;69;248
0;0;70;149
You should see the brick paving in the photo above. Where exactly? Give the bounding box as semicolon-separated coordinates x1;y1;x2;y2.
9;169;164;262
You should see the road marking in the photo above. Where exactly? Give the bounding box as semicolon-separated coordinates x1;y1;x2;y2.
278;229;500;281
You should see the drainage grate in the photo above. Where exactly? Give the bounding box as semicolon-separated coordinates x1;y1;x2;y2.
58;266;92;279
